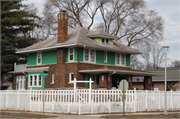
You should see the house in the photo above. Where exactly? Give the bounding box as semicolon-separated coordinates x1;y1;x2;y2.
133;67;180;91
10;11;161;90
0;81;9;90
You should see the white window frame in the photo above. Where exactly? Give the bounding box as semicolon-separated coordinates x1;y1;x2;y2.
115;53;120;65
121;54;126;66
37;52;42;65
29;74;42;87
102;38;109;44
104;51;107;62
51;74;54;84
16;76;26;90
69;73;74;82
84;49;96;63
69;48;74;62
115;53;126;66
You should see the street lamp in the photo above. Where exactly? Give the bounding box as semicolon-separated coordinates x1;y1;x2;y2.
162;45;169;115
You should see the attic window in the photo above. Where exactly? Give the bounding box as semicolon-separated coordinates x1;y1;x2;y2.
102;38;109;44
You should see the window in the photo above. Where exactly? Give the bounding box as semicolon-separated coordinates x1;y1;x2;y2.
90;50;95;62
16;76;26;90
115;53;120;65
104;51;107;62
116;53;126;66
29;74;42;87
30;76;33;86
69;48;74;61
69;73;74;82
102;38;109;44
37;52;42;65
39;75;41;86
121;54;125;65
51;74;54;84
84;49;96;63
84;49;89;61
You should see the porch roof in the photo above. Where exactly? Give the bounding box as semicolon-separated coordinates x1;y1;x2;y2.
8;67;49;74
78;69;163;76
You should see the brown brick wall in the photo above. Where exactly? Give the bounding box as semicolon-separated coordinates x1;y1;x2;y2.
13;74;27;90
57;12;68;43
144;76;152;90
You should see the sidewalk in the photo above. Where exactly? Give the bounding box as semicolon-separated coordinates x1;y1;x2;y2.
1;110;180;119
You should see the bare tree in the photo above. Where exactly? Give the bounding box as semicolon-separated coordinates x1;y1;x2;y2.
169;60;180;67
41;0;164;45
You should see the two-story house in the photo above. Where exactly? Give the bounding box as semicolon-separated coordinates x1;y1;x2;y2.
10;11;161;90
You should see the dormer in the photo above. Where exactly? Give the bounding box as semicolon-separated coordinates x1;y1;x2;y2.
87;30;118;45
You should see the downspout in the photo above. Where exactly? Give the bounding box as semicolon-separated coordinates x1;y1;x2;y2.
108;71;116;89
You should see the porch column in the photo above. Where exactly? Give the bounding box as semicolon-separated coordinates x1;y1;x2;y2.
107;75;112;89
143;76;152;90
125;75;133;90
99;73;108;89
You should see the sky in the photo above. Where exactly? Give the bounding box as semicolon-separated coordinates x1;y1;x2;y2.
22;0;180;66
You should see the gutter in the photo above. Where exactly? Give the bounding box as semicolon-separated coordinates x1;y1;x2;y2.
16;42;141;54
109;71;116;75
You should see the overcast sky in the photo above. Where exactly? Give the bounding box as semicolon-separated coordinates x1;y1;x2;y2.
22;0;180;66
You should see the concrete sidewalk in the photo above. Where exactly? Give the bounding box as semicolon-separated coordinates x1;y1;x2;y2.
1;110;180;119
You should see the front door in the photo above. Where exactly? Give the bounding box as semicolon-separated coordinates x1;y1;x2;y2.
112;75;125;89
90;74;100;89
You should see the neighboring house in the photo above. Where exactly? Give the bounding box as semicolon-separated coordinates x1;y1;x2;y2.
10;11;161;90
133;67;180;91
9;63;27;90
0;81;9;90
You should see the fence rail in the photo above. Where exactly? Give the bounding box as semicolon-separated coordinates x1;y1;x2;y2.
0;90;180;114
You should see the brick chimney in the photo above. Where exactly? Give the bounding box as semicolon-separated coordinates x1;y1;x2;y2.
57;11;68;43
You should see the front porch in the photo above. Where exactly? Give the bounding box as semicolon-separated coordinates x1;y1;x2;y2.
79;68;162;90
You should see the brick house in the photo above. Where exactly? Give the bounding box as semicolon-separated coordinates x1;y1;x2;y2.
133;67;180;91
10;11;161;90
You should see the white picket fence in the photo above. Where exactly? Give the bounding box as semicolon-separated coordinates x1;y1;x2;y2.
0;89;180;114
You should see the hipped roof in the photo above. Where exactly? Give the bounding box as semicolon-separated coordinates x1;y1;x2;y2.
16;27;141;54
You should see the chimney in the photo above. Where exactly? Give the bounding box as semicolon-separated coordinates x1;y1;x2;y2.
57;11;68;43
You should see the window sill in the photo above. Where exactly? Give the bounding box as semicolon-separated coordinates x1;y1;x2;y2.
50;83;54;84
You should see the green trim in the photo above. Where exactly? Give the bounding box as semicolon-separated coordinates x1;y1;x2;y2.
85;74;90;87
66;48;69;62
74;47;78;61
42;50;57;64
28;53;37;66
126;54;131;66
94;37;102;44
96;50;115;65
78;48;83;62
27;72;47;90
109;39;113;45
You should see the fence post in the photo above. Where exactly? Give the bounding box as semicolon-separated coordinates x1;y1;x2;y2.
158;90;161;110
6;91;9;109
17;90;20;110
134;88;136;112
91;100;93;114
29;89;31;111
109;100;111;113
89;78;92;103
145;90;147;110
79;99;81;115
74;78;76;103
171;90;173;111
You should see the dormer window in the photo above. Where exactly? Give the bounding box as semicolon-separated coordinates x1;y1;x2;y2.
102;38;109;44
